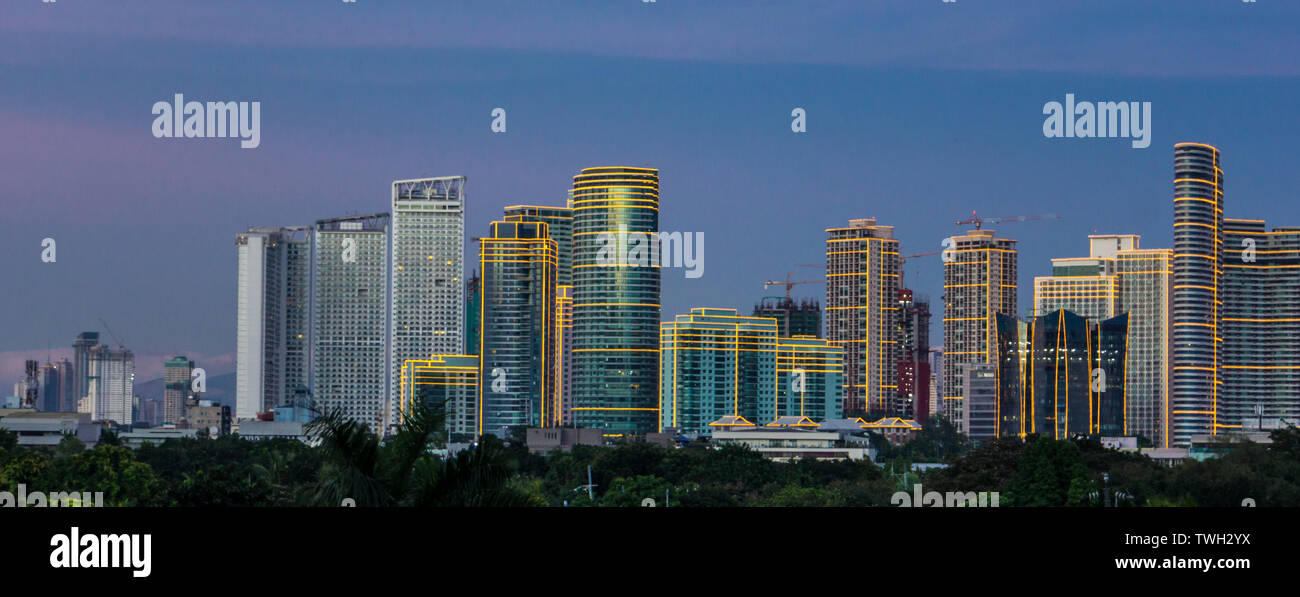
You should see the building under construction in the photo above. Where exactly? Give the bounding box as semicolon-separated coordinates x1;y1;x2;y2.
752;297;822;338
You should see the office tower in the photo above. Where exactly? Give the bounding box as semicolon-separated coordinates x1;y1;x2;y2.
72;332;99;407
942;228;1017;433
774;336;844;421
399;355;479;439
163;356;194;425
753;297;822;338
37;363;57;412
571;167;661;436
928;372;939;420
897;289;932;420
85;345;134;425
504;204;574;425
659;308;777;434
312;213;391;435
235;226;311;421
556;285;574;425
825;218;901;417
1221;218;1300;430
1034;235;1173;445
961;364;998;442
478;221;558;437
995;310;1128;440
390;176;466;435
1171;142;1223;447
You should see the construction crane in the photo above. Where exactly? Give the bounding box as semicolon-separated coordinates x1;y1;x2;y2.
764;272;824;301
954;210;1061;230
97;317;125;348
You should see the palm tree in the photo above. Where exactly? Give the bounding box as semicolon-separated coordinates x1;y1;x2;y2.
305;399;538;507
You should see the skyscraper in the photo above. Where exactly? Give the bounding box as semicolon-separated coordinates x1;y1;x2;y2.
1171;142;1223;447
312;213;390;435
1221;218;1300;431
163;356;193;425
659;308;777;434
390;176;466;435
897;288;931;420
825;218;901;417
72;332;99;408
478;220;558;437
235;226;311;420
85;345;134;425
942;228;1017;433
571;167;661;437
1033;235;1172;445
504;204;575;425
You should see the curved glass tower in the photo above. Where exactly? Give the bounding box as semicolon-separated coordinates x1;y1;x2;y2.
1172;142;1223;447
570;167;661;437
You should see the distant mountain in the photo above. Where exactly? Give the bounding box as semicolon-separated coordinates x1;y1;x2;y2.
134;372;236;408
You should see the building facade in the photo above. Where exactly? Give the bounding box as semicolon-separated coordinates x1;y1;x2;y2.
570;167;661;437
659;308;777;434
163;356;193;425
825;218;901;417
942;228;1017;433
389;177;467;434
478;220;558;437
312;213;391;435
235;226;311;420
775;335;844;422
400;355;479;440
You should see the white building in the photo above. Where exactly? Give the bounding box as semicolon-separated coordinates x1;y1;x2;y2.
85;345;134;425
235;226;312;421
389;177;466;434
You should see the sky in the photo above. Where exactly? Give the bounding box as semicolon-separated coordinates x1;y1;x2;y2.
2;0;1298;386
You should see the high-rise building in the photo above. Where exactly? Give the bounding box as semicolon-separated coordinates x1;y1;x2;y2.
659;308;777;434
996;310;1128;440
38;359;72;412
1171;142;1223;448
961;364;998;442
825;218;901;417
465;272;481;357
85;345;134;425
478;220;558;437
571;167;661;437
72;332;99;408
1033;235;1173;445
941;228;1017;434
399;355;479;439
1221;219;1300;432
897;288;932;420
312;213;390;435
753;297;822;339
775;335;844;422
504;204;575;426
163;356;193;425
390;177;466;435
235;226;311;421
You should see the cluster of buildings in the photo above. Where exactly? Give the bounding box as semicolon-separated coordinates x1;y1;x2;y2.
10;142;1282;461
227;145;1300;454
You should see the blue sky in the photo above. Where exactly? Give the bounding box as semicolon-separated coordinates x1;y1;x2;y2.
2;0;1298;384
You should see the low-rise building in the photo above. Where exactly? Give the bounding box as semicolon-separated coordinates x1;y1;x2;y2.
861;417;923;445
709;416;874;462
0;410;101;448
525;427;603;454
119;427;199;449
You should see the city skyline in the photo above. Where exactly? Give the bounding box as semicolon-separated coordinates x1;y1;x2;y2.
5;1;1300;396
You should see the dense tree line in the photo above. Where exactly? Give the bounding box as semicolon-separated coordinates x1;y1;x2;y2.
3;411;1298;507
